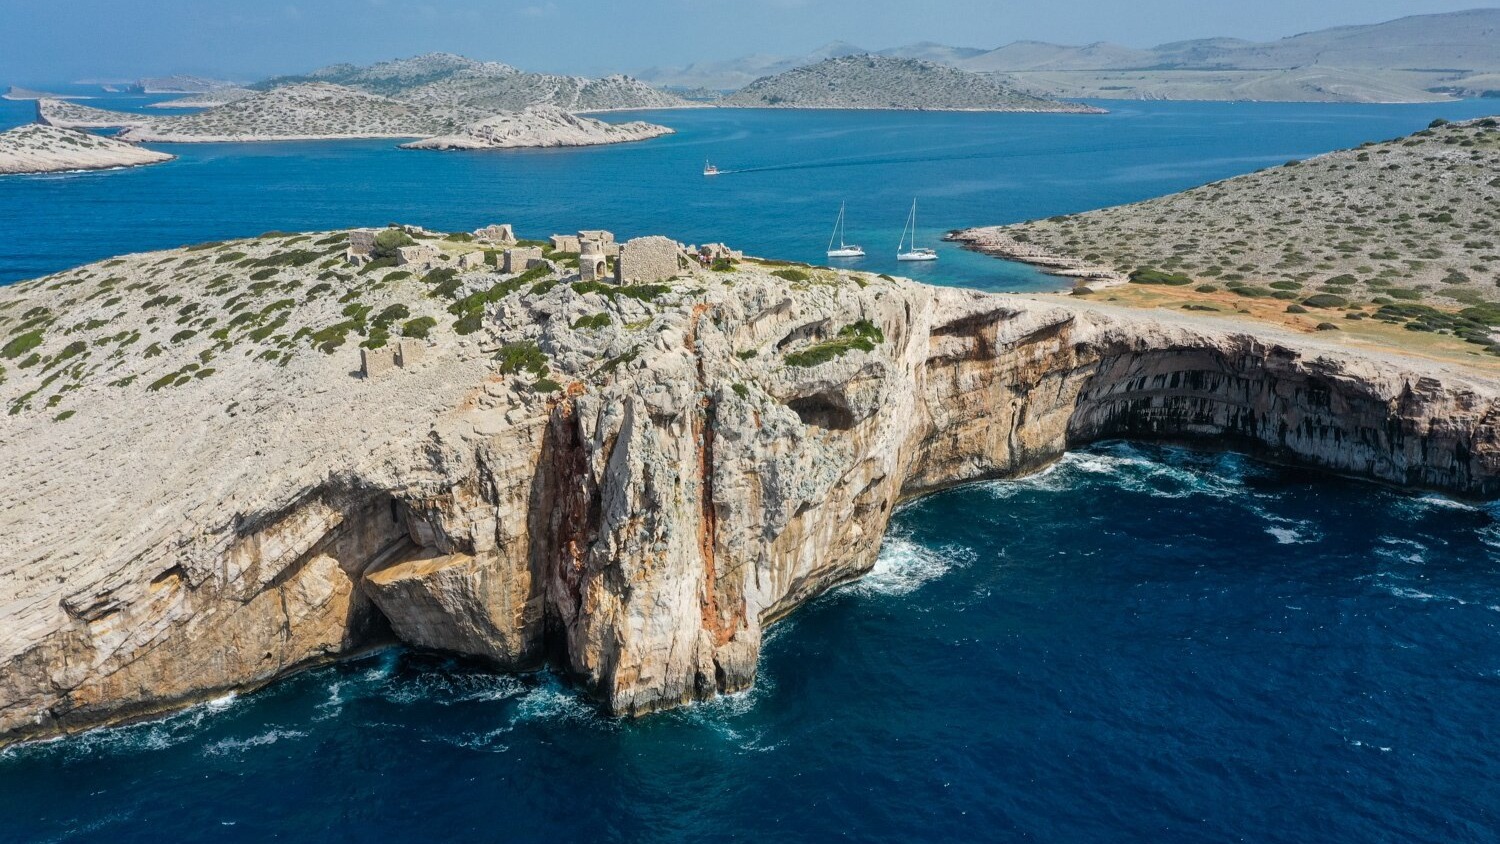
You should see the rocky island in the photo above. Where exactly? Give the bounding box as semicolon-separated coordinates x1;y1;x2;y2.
39;83;482;142
950;117;1500;358
0;124;173;175
259;52;691;112
1;223;1496;747
722;54;1102;112
400;105;673;150
34;57;687;149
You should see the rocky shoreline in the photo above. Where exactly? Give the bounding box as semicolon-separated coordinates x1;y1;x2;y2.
2;228;1497;746
945;227;1126;286
0;124;173;175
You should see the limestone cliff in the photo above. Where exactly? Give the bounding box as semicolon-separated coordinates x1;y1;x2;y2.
2;232;1497;746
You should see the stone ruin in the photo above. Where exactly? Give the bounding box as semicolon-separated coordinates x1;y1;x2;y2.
615;236;687;284
549;234;581;253
579;239;610;282
697;243;743;263
503;246;544;274
473;223;515;244
395;244;441;267
361;338;427;378
456;251;485;271
346;229;378;266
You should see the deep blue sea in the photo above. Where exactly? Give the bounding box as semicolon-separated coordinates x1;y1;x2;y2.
4;96;1500;842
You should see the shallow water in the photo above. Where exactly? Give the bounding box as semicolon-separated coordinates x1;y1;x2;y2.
2;96;1495;289
4;444;1499;842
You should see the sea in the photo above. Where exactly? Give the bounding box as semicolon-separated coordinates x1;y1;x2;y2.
3;93;1499;842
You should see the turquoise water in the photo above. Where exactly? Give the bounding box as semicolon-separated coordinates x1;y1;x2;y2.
4;98;1500;841
2;96;1496;289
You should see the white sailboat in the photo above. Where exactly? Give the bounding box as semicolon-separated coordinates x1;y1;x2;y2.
896;199;937;262
826;202;865;258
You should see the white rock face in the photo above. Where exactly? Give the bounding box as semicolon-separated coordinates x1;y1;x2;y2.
2;232;1498;745
0;124;172;175
400;106;674;150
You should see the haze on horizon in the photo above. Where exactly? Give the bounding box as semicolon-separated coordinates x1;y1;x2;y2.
2;0;1494;85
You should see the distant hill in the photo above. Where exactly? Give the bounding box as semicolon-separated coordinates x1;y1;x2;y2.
258;53;689;112
720;55;1102;112
642;9;1500;102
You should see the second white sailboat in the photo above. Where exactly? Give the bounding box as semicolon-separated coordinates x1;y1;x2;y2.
897;199;937;262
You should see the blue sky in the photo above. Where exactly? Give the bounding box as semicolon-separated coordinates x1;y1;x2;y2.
1;0;1491;84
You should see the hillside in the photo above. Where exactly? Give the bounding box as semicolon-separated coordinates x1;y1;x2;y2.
41;84;482;142
260;53;690;112
721;55;1101;112
0;124;172;174
399;105;673;150
951;117;1500;344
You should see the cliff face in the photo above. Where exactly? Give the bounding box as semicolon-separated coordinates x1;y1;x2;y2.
3;247;1497;745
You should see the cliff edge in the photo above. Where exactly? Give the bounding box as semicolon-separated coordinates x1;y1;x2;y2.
2;229;1496;745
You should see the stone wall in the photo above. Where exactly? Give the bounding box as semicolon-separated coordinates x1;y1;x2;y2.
503;247;544;274
615;236;684;283
474;224;515;244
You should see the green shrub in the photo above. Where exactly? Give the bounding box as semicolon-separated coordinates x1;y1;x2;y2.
1302;294;1349;308
2;330;44;359
496;340;548;376
784;320;884;368
1129;268;1193;286
772;268;810;283
371;229;415;260
402;316;437;339
572;313;612;331
1286;304;1308;314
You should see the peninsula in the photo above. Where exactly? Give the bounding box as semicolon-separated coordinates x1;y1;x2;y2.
950;116;1500;359
722;55;1101;112
0;124;173;175
400;105;674;150
2;224;1495;746
146;87;257;109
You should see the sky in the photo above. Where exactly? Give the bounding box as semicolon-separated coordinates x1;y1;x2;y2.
0;0;1492;84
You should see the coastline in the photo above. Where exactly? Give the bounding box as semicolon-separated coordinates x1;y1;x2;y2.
946;226;1126;285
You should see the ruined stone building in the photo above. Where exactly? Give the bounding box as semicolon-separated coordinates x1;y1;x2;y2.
615;236;686;284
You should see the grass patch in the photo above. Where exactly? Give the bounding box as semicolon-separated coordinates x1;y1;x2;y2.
784;320;884;368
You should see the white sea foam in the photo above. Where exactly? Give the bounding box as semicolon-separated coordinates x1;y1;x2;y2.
513;682;598;725
382;671;526;706
202;728;307;757
847;536;973;597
